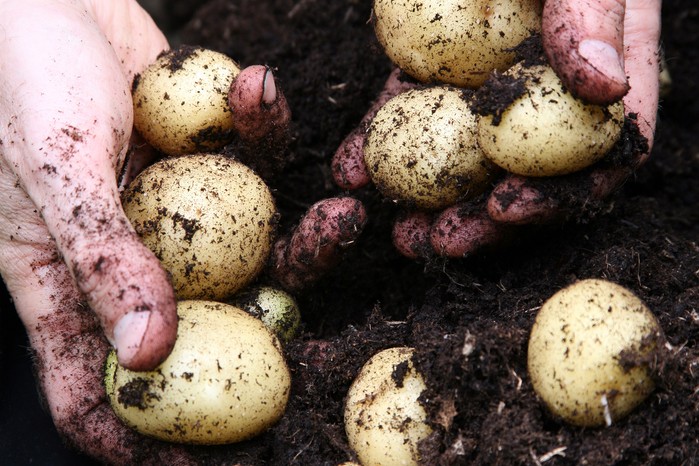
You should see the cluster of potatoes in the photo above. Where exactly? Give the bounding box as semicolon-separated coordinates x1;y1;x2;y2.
344;279;662;465
106;47;301;445
363;0;625;210
341;0;652;463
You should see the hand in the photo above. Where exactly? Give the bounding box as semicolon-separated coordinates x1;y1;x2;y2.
0;0;300;463
332;0;662;258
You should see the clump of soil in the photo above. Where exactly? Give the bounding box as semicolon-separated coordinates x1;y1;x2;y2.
174;0;699;464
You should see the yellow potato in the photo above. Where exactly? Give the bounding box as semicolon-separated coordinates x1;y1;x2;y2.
235;286;302;344
364;86;495;210
105;301;291;444
373;0;541;88
344;347;432;466
122;154;276;300
478;63;625;177
133;45;240;156
528;279;662;427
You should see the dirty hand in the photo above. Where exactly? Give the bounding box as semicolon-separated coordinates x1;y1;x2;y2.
0;0;293;463
332;0;662;258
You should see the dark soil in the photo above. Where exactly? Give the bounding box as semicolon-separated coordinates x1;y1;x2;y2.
2;0;698;465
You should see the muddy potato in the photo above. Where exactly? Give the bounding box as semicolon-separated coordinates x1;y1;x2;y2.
133;45;240;156
105;301;291;444
235;286;302;344
122;154;276;300
478;63;625;177
373;0;541;88
528;279;662;427
344;347;432;466
364;86;495;210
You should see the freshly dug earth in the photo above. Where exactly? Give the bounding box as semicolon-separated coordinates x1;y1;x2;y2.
2;0;698;465
174;1;699;464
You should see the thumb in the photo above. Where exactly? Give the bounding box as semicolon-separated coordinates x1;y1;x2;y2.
0;0;177;371
542;0;630;105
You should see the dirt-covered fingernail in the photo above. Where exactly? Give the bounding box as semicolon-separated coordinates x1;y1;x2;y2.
578;39;627;86
262;68;277;105
113;310;151;367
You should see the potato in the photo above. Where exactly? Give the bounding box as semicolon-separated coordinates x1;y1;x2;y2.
105;300;291;444
235;286;302;344
344;347;432;466
528;279;662;427
477;63;625;177
133;45;240;156
373;0;541;88
122;154;276;300
364;86;495;210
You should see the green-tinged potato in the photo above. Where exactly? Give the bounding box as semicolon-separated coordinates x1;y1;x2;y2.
373;0;541;88
528;279;662;427
344;347;432;466
364;86;495;210
105;301;291;444
478;63;625;177
133;45;240;156
122;154;276;300
235;286;302;344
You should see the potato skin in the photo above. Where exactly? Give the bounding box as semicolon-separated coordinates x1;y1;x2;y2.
527;279;662;427
478;64;625;177
122;154;276;300
344;347;432;466
364;86;495;210
373;0;541;88
105;301;291;444
133;46;240;156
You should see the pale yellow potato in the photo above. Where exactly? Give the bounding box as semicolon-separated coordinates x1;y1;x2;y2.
364;86;495;210
133;45;240;156
105;301;291;444
236;286;302;344
373;0;541;88
122;154;276;300
528;279;662;427
344;347;432;466
478;63;625;177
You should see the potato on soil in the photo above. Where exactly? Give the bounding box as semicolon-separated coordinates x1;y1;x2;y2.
528;279;662;427
364;86;495;210
132;45;240;156
373;0;541;88
344;347;432;466
122;154;276;300
105;300;291;444
235;286;301;344
477;63;625;177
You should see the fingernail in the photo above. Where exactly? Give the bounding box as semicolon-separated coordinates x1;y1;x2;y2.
578;39;627;85
113;311;151;366
262;69;277;105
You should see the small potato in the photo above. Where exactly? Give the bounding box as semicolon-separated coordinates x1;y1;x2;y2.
477;63;625;177
122;154;276;300
364;86;495;210
105;300;291;444
373;0;541;88
133;45;240;156
235;286;302;344
344;347;432;466
528;279;662;427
